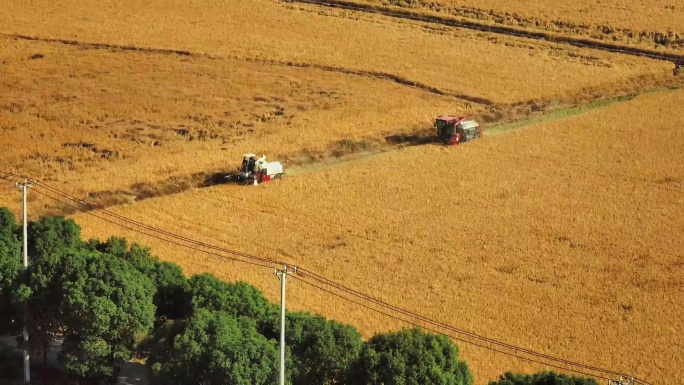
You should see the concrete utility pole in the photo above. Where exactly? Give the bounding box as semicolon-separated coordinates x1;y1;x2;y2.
275;265;297;385
15;179;34;385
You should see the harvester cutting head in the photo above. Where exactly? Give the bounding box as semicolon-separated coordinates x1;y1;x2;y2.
435;116;482;145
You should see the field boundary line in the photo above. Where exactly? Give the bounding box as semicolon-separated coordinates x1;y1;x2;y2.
2;33;490;104
6;33;202;57
285;0;684;66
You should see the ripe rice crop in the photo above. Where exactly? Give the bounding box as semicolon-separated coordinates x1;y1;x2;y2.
357;0;684;49
0;0;673;105
0;2;674;213
72;88;684;384
426;0;684;33
2;0;682;382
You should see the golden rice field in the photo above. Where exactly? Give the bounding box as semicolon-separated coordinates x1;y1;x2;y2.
358;0;684;50
71;88;684;384
0;0;675;105
0;34;465;210
446;0;684;33
374;0;684;32
2;0;684;383
0;0;677;214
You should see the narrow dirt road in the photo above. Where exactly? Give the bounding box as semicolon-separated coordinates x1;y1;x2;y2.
117;362;150;385
1;334;150;385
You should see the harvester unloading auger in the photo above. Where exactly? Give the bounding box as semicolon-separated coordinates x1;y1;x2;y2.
225;153;284;185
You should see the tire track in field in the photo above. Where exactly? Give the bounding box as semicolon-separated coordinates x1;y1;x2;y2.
286;0;684;67
3;33;492;104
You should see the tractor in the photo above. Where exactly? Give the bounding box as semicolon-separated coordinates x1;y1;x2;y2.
226;153;284;185
435;116;482;145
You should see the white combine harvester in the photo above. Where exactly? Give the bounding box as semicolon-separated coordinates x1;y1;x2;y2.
226;153;284;185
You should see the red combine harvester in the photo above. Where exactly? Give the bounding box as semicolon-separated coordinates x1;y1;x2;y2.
435;116;482;145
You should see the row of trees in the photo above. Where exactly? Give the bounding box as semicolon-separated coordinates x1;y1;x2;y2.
0;207;598;385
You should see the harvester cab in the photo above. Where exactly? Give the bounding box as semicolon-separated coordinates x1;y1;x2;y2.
239;153;257;179
227;153;284;185
435;116;482;145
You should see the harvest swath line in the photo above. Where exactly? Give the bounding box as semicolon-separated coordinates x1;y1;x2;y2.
2;33;490;103
286;0;684;66
0;171;653;384
485;85;684;136
5;84;680;218
290;83;683;176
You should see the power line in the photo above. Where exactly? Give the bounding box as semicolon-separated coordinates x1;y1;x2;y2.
0;173;26;184
29;187;278;270
0;171;286;268
290;273;616;383
0;171;651;384
295;268;648;383
36;182;286;266
1;172;650;383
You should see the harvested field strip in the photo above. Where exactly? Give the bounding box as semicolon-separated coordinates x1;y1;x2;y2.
4;33;483;102
287;0;684;65
8;31;669;216
485;84;684;136
357;0;684;50
367;0;684;44
26;83;683;214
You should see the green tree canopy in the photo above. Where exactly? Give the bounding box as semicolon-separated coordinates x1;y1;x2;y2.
0;208;20;293
0;229;21;334
153;261;189;320
187;273;275;323
93;237;156;275
0;207;17;232
58;249;156;381
148;309;278;385
350;327;473;385
146;318;187;370
281;311;363;385
27;215;82;265
12;216;84;362
91;237;189;320
488;371;599;385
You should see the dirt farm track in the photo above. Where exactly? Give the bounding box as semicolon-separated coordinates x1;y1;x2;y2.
1;0;683;383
